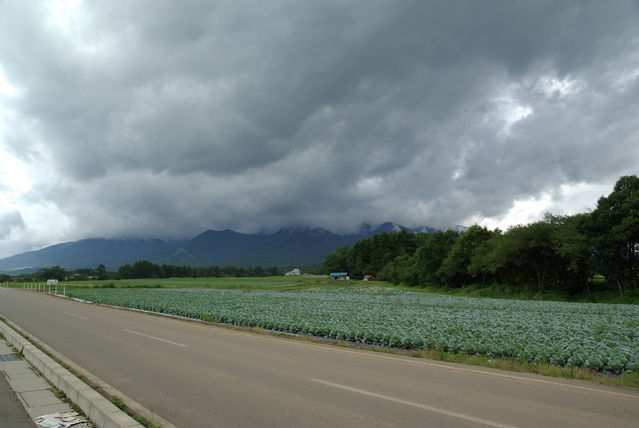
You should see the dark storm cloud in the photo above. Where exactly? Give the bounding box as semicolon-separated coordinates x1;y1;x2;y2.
0;0;638;242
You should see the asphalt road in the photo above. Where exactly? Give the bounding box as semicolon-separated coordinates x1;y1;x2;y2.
1;287;638;428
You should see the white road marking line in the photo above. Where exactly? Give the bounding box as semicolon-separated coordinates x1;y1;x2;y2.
310;378;519;428
124;329;188;348
240;335;636;400
63;311;88;320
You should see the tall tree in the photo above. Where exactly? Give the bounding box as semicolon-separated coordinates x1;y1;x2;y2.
551;213;594;294
95;264;108;280
438;225;494;287
413;230;458;285
468;230;503;284
322;245;352;274
589;175;639;294
494;220;558;294
36;266;67;281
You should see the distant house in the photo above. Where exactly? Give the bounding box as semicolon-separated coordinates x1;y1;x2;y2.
286;268;301;276
363;275;375;281
329;272;349;280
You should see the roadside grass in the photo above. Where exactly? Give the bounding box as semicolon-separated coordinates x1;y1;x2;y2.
11;275;638;303
396;283;639;305
110;396;161;428
15;276;380;292
409;348;639;389
51;373;160;427
9;344;23;358
16;276;315;290
0;330;24;359
50;385;87;418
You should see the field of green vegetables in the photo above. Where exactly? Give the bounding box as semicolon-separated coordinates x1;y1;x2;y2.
63;276;302;289
68;287;639;373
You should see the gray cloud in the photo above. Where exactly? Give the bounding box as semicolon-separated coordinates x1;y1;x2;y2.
0;210;25;240
0;0;638;248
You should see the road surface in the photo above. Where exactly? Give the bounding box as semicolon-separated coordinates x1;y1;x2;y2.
1;287;637;427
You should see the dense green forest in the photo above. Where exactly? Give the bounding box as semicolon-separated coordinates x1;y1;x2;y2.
1;262;282;282
323;175;639;297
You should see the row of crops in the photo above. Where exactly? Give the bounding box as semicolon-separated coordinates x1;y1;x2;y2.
67;287;639;373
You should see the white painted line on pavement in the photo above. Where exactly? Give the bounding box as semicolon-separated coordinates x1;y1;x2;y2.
63;311;89;320
298;343;639;400
124;329;188;347
310;378;519;428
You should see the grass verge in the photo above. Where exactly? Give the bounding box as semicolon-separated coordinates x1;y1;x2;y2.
399;283;639;304
110;396;161;428
408;348;639;389
50;385;86;417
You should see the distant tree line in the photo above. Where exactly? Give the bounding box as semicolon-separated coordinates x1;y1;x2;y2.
8;262;281;282
116;261;280;279
323;175;639;296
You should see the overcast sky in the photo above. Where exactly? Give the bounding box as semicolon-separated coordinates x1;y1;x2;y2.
0;1;638;257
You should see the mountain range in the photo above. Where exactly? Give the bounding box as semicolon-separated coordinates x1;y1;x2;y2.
0;222;438;273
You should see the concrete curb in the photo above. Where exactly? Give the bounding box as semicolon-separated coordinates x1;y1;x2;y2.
0;319;143;428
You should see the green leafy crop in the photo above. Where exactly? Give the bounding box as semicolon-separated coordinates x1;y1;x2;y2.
69;287;639;373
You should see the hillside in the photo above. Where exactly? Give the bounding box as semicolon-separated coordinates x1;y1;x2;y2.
0;223;432;272
0;238;181;272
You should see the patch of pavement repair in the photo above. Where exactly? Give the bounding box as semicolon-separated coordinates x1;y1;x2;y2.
0;320;145;428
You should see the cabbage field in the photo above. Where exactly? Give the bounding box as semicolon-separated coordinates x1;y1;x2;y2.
68;287;639;373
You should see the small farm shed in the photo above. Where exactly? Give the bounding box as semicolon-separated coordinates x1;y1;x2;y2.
329;272;349;280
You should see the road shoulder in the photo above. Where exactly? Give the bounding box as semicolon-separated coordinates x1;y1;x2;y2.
0;319;144;428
